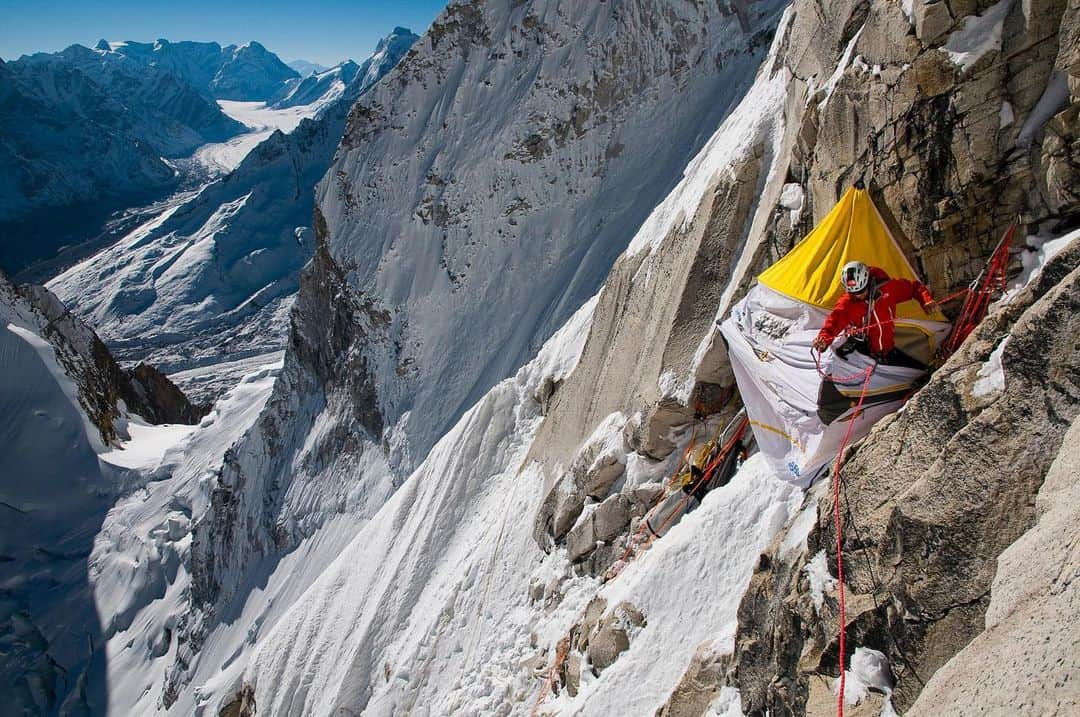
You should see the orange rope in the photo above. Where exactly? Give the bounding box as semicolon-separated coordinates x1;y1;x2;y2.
529;637;570;717
925;286;971;307
605;422;702;581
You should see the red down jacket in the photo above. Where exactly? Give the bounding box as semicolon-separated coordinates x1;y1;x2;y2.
816;268;933;355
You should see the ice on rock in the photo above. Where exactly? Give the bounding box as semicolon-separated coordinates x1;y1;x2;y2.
836;647;896;711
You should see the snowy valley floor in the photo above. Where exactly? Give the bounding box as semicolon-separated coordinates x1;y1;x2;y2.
182;99;332;178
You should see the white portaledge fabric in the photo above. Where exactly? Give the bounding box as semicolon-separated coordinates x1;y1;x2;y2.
719;284;948;487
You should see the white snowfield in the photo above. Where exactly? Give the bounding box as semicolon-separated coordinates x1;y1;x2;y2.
1;321;118;713
94;360;284;716
190;99;332;176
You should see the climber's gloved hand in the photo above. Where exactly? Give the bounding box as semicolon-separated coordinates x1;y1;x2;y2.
811;335;830;353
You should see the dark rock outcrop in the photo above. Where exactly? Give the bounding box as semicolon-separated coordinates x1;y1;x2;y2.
0;271;204;445
128;362;207;425
541;597;648;698
905;412;1080;715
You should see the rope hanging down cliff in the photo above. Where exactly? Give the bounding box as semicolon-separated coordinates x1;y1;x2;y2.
826;365;872;717
812;223;1016;717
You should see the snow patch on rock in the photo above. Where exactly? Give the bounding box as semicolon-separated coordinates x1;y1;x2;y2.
804;550;838;613
997;228;1080;306
835;647;896;713
940;0;1012;72
972;337;1008;398
817;24;865;111
1016;70;1070;147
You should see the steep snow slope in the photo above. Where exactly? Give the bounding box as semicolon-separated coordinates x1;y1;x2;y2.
315;0;787;461
241;342;801;717
0;275;203;715
101;14;809;713
48;29;418;403
0;273;202;444
0;321;115;715
93;359;283;716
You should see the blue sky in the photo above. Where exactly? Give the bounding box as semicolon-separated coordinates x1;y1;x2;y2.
0;0;448;66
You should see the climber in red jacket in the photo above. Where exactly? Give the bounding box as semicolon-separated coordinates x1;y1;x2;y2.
811;261;935;361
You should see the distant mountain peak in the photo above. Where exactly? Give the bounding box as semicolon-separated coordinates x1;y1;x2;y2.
236;40;270;54
287;59;330;77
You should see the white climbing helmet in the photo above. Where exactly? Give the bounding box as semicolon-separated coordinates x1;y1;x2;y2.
840;261;870;294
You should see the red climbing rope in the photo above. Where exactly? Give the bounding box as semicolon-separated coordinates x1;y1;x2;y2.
812;347;880;383
604;417;748;581
830;365;874;717
940;222;1016;358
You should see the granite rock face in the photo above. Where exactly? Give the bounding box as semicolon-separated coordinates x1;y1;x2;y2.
710;1;1080;712
726;239;1080;716
542;597;647;699
905;412;1080;715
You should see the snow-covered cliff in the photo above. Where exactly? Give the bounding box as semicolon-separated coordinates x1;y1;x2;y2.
71;1;794;711
314;0;787;461
4;0;1079;715
0;271;205;714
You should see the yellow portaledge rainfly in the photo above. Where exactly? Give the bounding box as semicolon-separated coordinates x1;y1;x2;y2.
719;187;950;486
